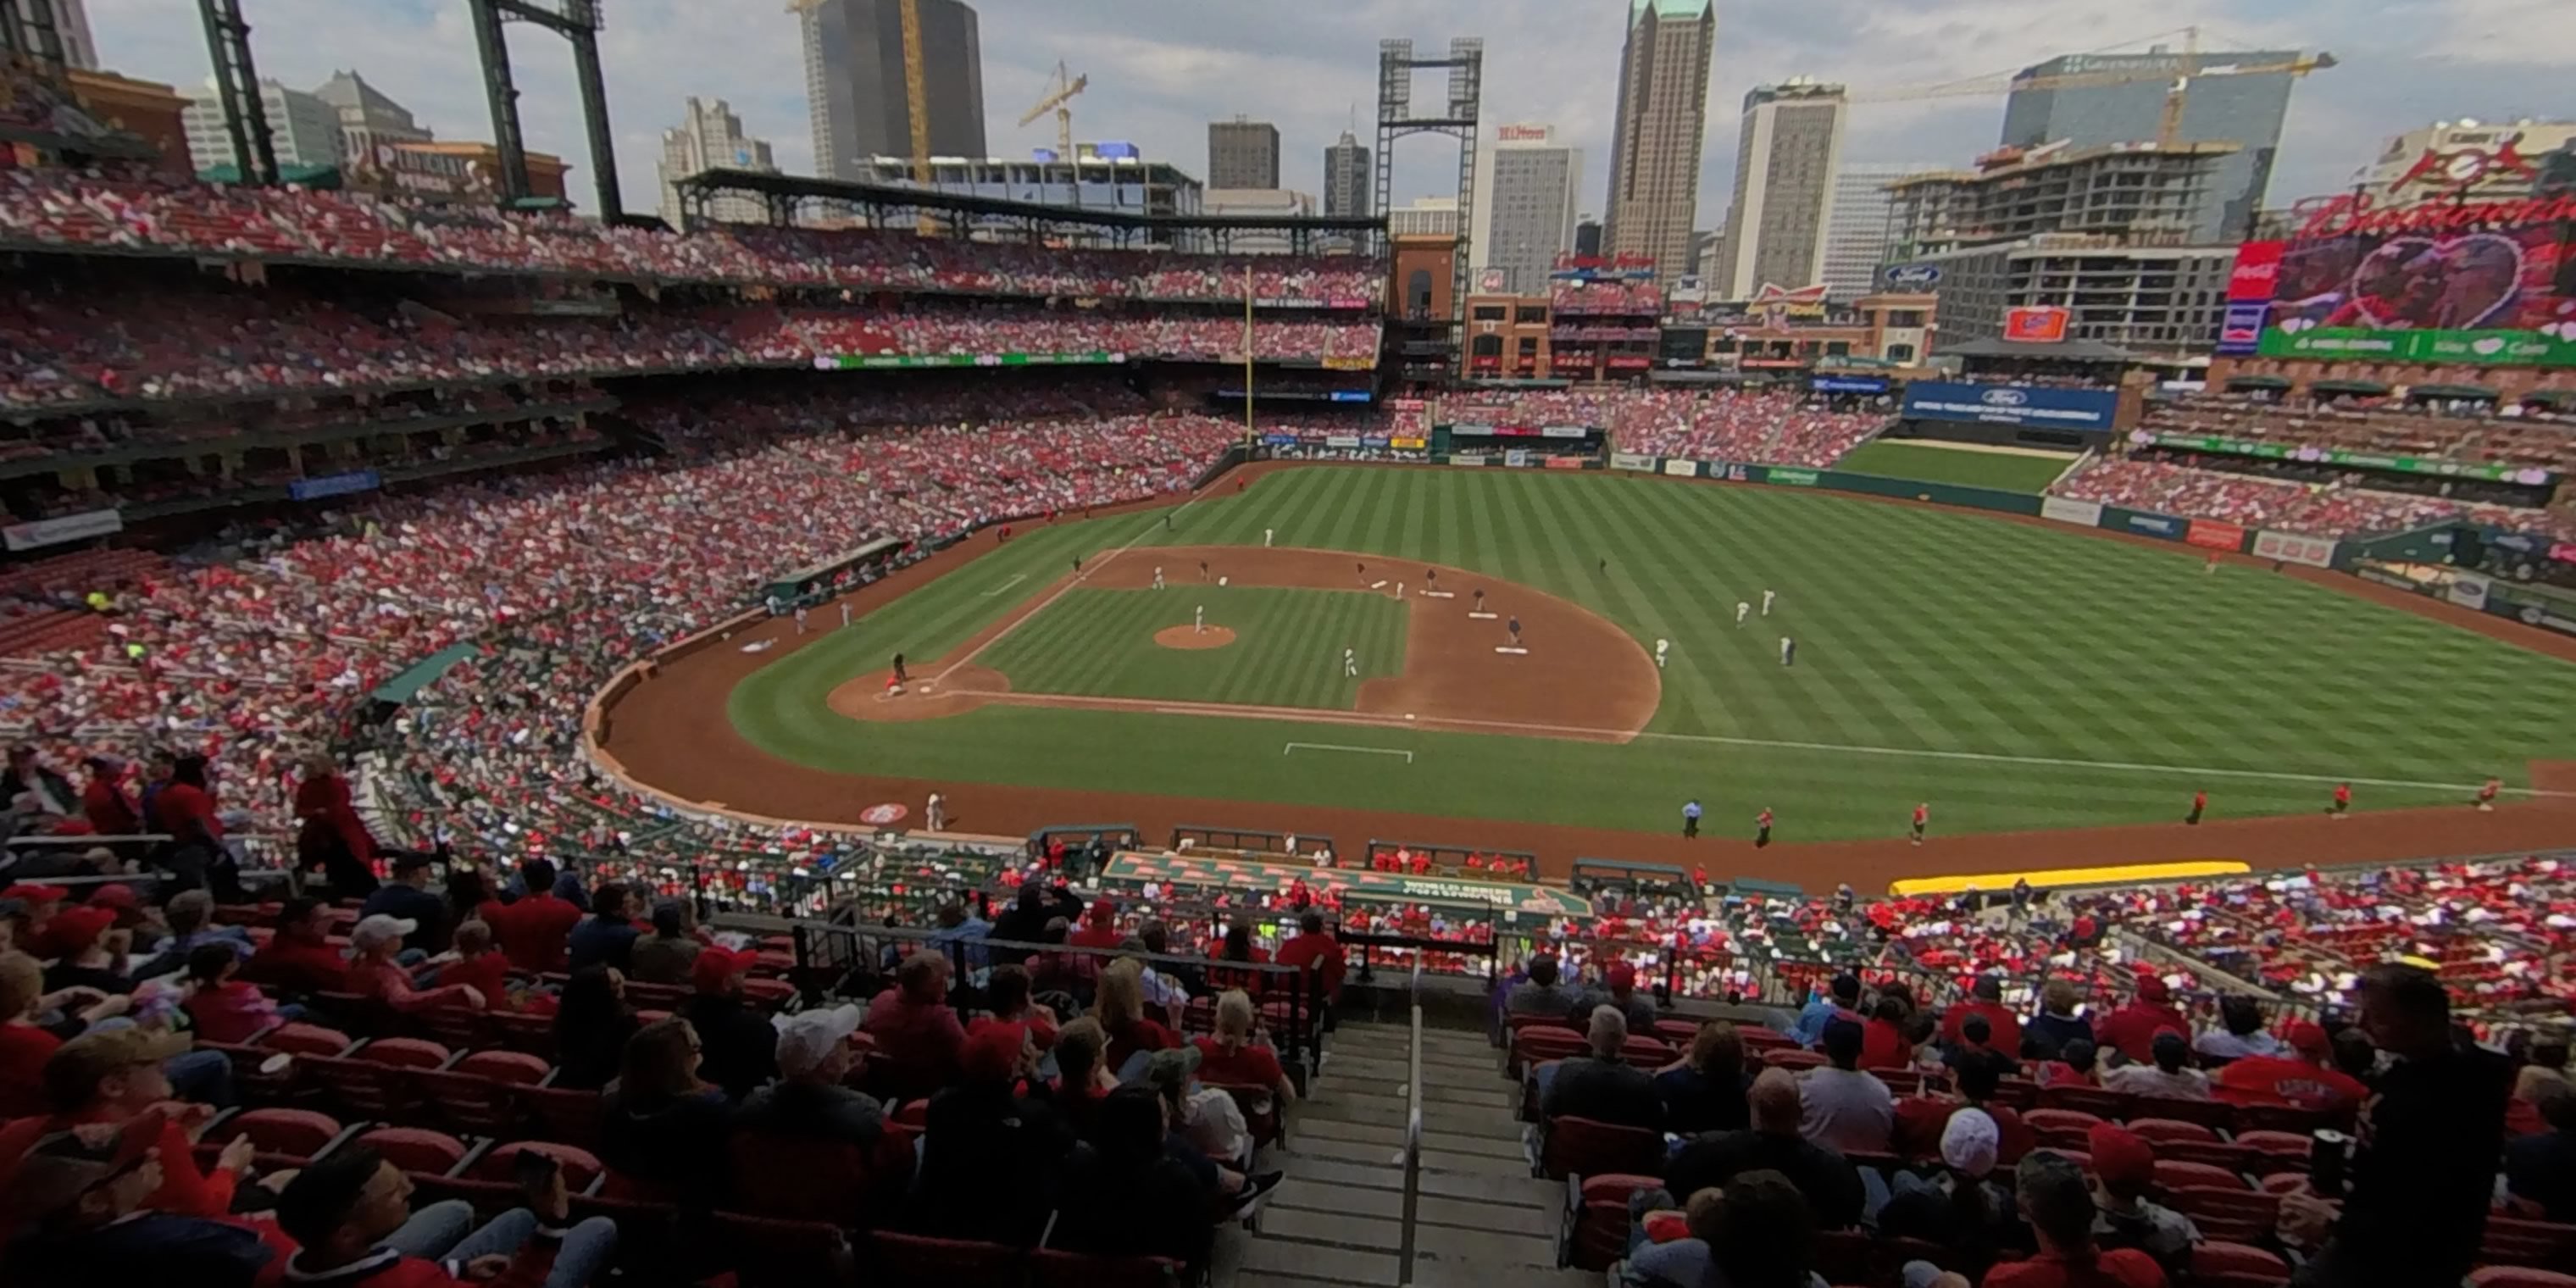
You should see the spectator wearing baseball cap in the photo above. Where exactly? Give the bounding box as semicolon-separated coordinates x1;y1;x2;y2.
273;1142;617;1288
358;852;447;954
1585;961;1657;1033
38;904;131;997
2087;1123;2200;1277
1941;976;2024;1059
35;1026;256;1217
2;883;70;955
1793;972;1866;1047
0;1110;277;1288
181;941;300;1044
1878;1107;2015;1263
2093;976;2190;1065
737;1003;884;1149
679;943;776;1100
2209;1020;2368;1117
345;914;484;1013
907;1017;1072;1243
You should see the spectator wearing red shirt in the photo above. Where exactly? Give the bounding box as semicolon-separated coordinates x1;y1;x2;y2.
434;920;541;1014
180;942;298;1043
293;752;379;896
1192;989;1295;1108
78;756;140;836
1067;898;1125;952
863;951;966;1094
480;858;582;972
3;882;70;958
1892;1052;2036;1165
1272;910;1346;1002
1860;994;1913;1071
1940;977;2023;1057
1957;1152;2166;1288
150;755;228;897
969;963;1058;1052
1094;957;1180;1078
36;1026;255;1218
1207;921;1271;997
2094;976;2190;1064
237;897;349;994
2210;1021;2369;1118
346;915;483;1013
0;949;130;1118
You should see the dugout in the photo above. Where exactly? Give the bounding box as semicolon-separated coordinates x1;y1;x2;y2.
1170;824;1335;860
1570;858;1697;902
1028;823;1141;860
1366;837;1539;877
761;536;906;609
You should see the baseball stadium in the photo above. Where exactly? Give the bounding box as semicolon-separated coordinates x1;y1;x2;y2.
5;8;2576;1288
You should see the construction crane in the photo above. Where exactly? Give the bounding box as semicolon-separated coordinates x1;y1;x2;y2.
786;0;931;182
1018;61;1088;159
1852;26;2335;147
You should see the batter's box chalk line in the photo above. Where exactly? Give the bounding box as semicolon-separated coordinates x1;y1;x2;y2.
1468;611;1499;619
1283;742;1415;763
1495;647;1529;655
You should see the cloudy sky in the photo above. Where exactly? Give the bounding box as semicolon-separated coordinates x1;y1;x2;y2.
87;0;2570;222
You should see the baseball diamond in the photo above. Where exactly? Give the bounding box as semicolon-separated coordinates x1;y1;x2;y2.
595;462;2576;883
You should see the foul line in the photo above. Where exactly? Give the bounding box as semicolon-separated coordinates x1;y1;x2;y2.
979;572;1027;597
1285;741;1415;763
933;491;1205;684
932;686;2573;799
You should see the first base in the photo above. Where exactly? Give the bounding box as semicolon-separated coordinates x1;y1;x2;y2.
1495;647;1529;655
1219;576;1229;586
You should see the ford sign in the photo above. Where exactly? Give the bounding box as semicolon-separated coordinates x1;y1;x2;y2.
1979;388;2029;407
1882;264;1941;288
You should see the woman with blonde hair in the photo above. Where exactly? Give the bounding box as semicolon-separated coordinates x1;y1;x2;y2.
1192;989;1296;1108
1095;957;1180;1080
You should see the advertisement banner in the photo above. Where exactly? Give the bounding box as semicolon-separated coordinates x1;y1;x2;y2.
1663;459;1701;478
1880;263;1942;290
2;508;122;552
2257;325;2576;367
1325;435;1363;449
2450;572;2492;610
1361;436;1391;449
2216;301;2269;357
1901;381;2118;430
1503;449;1531;468
2252;214;2576;368
1764;468;1821;487
2123;511;2185;540
1261;433;1296;447
2227;241;2287;301
2252;530;2338;568
1606;355;1653;369
1611;452;1657;471
1449;424;1494;437
1541;425;1591;439
1391;436;1428;450
1450;452;1489;467
2185;519;2248;552
2140;432;2554;485
289;469;383;502
1319;356;1378;371
1810;375;1890;394
2003;307;2072;343
2040;497;2104;527
1544;456;1585;470
835;351;1121;369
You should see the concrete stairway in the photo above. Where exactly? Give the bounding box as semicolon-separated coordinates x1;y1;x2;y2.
1217;1019;1594;1288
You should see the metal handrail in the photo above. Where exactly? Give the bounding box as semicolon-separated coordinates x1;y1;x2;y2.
1396;955;1424;1286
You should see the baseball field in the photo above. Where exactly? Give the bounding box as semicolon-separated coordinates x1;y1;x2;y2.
597;463;2576;882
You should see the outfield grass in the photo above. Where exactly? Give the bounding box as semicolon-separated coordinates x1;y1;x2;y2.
1834;440;2079;493
980;586;1406;708
725;467;2576;841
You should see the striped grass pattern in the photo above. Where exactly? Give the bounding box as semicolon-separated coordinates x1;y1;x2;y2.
980;586;1407;708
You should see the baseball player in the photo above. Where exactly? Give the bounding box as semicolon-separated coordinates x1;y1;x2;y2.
1736;601;1750;625
1755;807;1774;847
1073;556;1083;575
1343;647;1358;677
1910;802;1929;846
1507;616;1523;647
793;605;808;634
2187;790;2207;825
1655;638;1669;669
891;652;908;683
839;602;852;628
926;792;947;830
1264;528;1274;547
1396;581;1404;600
1195;604;1206;635
1153;566;1166;591
1355;561;1368;586
883;675;904;698
2479;777;2501;811
1473;588;1486;612
2330;781;2351;819
1779;636;1796;667
1200;560;1210;582
1763;589;1776;616
765;593;783;618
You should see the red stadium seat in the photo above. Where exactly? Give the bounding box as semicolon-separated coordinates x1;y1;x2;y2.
726;1133;880;1226
867;1231;1021;1288
1540;1115;1663;1180
2230;1130;2314;1170
1027;1249;1183;1288
2190;1241;2291;1286
259;1023;356;1057
1758;1048;1826;1072
2129;1095;2235;1131
2483;1215;2576;1269
414;1068;525;1138
455;1050;552;1084
1618;1035;1674;1069
520;1083;606;1148
358;1126;472;1175
2124;1116;2218;1145
1568;1173;1661;1271
715;1213;856;1288
2034;1084;2130;1119
2468;1269;2576;1287
474;1140;603;1190
2165;1185;2279;1246
203;1108;349;1169
2151;1158;2249;1195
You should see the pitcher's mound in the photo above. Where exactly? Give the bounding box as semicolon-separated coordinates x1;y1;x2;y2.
1156;625;1235;650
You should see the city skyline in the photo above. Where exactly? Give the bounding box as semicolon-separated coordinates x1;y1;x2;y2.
77;0;2569;247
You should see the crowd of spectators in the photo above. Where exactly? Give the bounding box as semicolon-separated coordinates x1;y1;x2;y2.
2153;391;2576;478
2049;453;2575;540
0;167;1382;303
1610;389;1888;467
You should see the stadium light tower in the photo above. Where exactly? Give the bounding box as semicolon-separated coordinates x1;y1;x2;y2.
1375;36;1483;317
1;0;73;83
193;0;280;186
464;0;627;220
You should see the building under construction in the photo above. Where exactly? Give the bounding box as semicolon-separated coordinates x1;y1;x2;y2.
1880;140;2235;260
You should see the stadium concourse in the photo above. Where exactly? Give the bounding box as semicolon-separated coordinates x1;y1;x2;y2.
2;160;2575;1288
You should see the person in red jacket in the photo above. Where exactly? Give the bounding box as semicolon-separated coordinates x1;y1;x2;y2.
32;1026;257;1218
2211;1020;2369;1119
1067;898;1125;952
1940;977;2023;1057
479;859;581;973
151;754;229;896
274;1144;619;1288
345;916;483;1013
181;943;298;1043
1273;910;1346;1002
78;756;140;837
294;752;380;897
237;897;351;995
2093;975;2190;1064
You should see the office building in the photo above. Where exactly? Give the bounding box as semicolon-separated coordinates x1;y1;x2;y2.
798;0;985;180
21;0;95;70
183;77;341;172
1208;117;1280;190
2001;46;2303;242
1469;123;1581;296
66;69;188;178
1574;216;1602;258
659;97;778;227
1603;0;1716;283
2359;118;2576;203
1820;160;1939;299
1882;140;2232;261
1322;130;1371;217
1204;188;1315;254
312;71;431;163
1901;235;2231;357
1388;196;1462;240
1715;79;1846;299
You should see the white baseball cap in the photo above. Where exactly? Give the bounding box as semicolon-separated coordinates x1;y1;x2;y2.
349;914;416;952
772;1003;864;1077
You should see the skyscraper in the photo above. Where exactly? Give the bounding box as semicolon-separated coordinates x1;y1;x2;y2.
2001;47;2303;242
1716;79;1846;300
182;78;341;172
1819;160;1938;298
797;0;984;181
1322;130;1371;217
659;97;779;228
22;0;97;71
1574;217;1602;258
312;71;431;164
1208;118;1280;189
1470;123;1582;296
1603;0;1715;284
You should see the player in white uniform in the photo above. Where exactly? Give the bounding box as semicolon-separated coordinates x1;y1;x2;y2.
1763;589;1776;616
793;605;808;634
1654;639;1669;669
1264;528;1274;547
839;602;852;628
1153;566;1166;590
1344;647;1358;677
1735;601;1750;625
1779;636;1796;667
1195;604;1206;634
925;792;947;830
